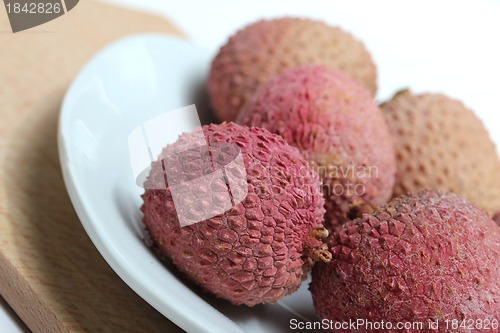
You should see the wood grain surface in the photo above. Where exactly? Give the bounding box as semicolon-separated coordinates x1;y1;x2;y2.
0;1;185;332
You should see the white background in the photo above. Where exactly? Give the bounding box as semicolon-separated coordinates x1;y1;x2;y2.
2;0;499;331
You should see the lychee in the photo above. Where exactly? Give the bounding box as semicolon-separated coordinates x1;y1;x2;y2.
310;190;500;332
208;17;377;122
381;90;500;216
141;122;329;306
237;65;396;229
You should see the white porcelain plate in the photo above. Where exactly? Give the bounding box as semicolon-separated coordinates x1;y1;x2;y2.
59;34;320;333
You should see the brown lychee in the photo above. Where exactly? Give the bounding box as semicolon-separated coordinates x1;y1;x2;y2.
208;17;377;122
381;90;500;216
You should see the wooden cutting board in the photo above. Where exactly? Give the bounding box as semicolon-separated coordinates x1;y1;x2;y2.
0;1;186;332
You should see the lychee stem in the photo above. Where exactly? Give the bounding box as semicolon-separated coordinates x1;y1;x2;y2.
310;227;329;240
304;227;332;264
316;248;332;263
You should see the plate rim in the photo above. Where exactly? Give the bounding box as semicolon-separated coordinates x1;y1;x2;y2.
58;33;246;333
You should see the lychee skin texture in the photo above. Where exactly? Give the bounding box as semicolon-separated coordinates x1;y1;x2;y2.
208;17;377;122
237;65;396;229
494;212;500;227
381;90;500;216
311;190;500;333
141;123;325;306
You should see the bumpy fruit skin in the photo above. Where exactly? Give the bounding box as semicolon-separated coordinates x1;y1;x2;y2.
311;190;500;333
238;65;396;229
141;123;325;306
381;90;500;216
208;17;377;122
